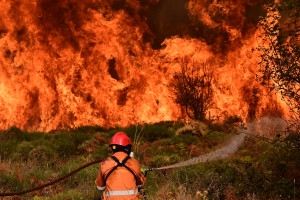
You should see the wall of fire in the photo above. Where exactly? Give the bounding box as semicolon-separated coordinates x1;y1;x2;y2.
0;0;287;131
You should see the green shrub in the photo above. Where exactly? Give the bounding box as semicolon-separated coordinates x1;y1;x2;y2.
0;139;18;158
13;141;34;161
0;124;298;199
31;168;52;180
31;139;55;149
58;157;99;190
145;164;230;199
28;145;57;165
72;125;106;134
54;133;76;157
0;171;27;192
0;126;24;142
207;115;242;133
175;134;199;145
24;132;49;141
142;123;174;142
104;123;175;143
33;189;88;200
208;131;227;143
151;154;181;167
71;131;90;147
103;122;180;143
92;144;111;159
160;138;174;146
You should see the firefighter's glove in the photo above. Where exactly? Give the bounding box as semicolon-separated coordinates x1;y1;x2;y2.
141;167;146;176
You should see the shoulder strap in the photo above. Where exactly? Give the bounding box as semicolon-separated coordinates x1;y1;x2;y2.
104;155;138;185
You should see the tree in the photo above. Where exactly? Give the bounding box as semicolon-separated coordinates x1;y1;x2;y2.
168;60;213;121
257;0;299;150
257;0;300;119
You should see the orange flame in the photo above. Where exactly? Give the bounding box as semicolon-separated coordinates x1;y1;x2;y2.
0;0;290;132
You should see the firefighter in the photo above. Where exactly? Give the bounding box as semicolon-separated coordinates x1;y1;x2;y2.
95;132;146;200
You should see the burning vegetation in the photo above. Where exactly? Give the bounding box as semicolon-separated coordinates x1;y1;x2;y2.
0;0;295;132
0;1;299;198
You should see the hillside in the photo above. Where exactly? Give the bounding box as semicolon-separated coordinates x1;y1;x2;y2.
0;119;299;199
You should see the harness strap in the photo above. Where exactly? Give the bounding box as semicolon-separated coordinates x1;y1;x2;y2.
104;155;138;186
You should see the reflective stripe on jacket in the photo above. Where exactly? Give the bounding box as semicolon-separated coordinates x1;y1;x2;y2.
95;152;146;200
106;189;138;196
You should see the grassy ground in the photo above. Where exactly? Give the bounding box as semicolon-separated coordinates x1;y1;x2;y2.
0;119;299;199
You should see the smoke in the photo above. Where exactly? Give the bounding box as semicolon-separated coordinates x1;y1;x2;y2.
245;117;287;137
139;0;267;52
100;0;267;51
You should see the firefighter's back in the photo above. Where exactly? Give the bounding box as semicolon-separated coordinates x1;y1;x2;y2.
101;152;142;200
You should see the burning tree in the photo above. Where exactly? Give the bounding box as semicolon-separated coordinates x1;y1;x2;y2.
257;0;299;150
168;60;213;121
257;0;300;119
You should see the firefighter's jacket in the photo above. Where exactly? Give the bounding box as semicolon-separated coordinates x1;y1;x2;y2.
95;151;146;200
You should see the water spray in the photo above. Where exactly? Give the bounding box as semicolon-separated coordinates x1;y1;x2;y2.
146;132;246;172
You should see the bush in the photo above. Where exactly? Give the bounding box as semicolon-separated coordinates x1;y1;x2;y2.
59;157;99;189
31;137;53;145
0;170;29;192
151;154;181;168
54;133;76;157
28;146;57;165
0;139;19;158
105;123;175;143
142;123;174;142
72;125;106;134
92;144;111;159
170;164;229;199
145;164;230;200
208;115;243;133
175;134;199;145
13;141;34;161
0;126;24;142
0;124;297;199
103;122;182;145
24;131;50;141
207;131;227;143
70;131;90;147
32;189;89;200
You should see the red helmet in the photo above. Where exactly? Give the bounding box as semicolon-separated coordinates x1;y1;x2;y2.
110;132;132;146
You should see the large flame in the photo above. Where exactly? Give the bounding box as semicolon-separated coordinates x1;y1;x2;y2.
0;0;289;132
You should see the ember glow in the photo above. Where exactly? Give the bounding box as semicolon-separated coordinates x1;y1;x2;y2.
0;0;289;131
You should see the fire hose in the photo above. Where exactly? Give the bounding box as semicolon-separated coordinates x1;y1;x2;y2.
0;158;103;197
0;132;246;197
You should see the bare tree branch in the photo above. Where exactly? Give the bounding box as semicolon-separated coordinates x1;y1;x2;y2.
168;60;213;121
